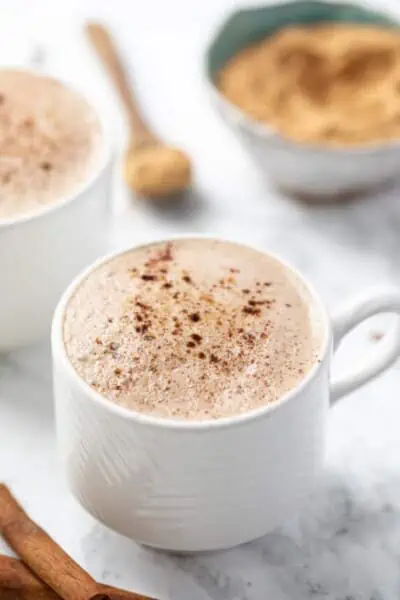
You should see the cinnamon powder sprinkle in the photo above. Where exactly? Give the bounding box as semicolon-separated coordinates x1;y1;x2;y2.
370;330;384;342
160;242;173;261
145;243;174;267
191;333;202;344
189;312;201;322
243;306;261;316
136;301;150;310
141;274;156;281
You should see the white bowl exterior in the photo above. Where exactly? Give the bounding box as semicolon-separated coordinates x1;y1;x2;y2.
212;88;400;198
53;344;330;552
0;164;112;350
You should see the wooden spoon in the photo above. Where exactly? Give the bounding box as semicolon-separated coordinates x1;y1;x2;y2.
86;22;192;198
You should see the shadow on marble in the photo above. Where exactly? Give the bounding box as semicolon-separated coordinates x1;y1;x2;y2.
80;467;400;600
297;181;400;280
130;187;212;230
0;340;54;426
280;177;399;209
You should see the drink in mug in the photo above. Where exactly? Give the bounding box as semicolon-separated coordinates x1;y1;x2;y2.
0;69;112;350
53;237;400;551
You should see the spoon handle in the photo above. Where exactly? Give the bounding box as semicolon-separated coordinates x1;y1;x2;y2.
86;22;155;144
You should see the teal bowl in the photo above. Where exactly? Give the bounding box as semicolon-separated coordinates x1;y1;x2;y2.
205;1;400;201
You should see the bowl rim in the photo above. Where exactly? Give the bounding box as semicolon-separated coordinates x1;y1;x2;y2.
203;0;400;155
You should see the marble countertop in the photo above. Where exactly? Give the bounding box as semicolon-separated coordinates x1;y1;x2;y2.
2;1;400;598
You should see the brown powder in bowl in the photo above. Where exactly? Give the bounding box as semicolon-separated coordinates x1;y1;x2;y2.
218;24;400;146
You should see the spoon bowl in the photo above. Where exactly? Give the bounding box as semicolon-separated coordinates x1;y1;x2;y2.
86;22;193;199
124;143;191;197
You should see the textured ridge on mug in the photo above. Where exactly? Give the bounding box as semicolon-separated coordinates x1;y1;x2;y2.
55;358;328;550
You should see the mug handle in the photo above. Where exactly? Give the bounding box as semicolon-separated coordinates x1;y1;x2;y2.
330;287;400;404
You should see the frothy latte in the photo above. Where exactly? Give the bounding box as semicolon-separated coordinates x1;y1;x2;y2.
63;239;323;420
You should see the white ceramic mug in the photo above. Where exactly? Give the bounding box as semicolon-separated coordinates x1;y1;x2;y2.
52;237;400;552
0;68;113;351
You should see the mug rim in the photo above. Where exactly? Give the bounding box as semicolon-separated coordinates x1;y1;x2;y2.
52;234;332;431
0;66;113;230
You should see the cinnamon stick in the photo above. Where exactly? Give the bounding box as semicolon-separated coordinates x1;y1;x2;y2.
0;485;156;600
0;554;58;599
0;556;154;600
